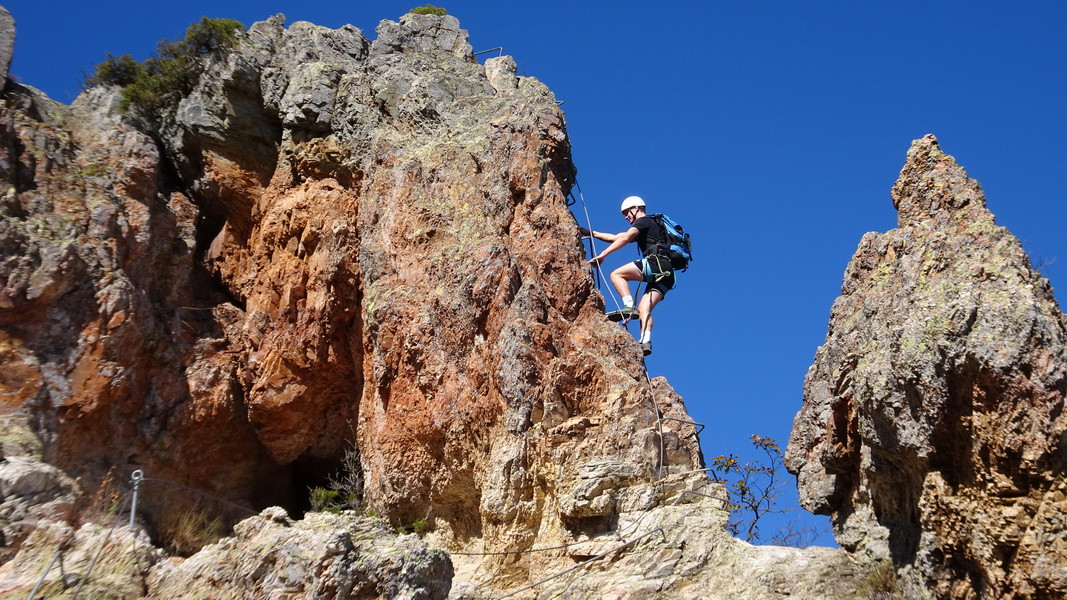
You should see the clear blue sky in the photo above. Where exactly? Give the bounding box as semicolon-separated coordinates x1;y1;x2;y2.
5;1;1066;546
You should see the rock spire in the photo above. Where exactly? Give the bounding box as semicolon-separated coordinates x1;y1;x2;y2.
787;134;1067;598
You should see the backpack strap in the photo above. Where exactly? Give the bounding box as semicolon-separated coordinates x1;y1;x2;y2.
642;214;673;262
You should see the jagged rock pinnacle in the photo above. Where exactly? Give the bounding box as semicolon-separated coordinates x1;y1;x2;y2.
891;133;988;228
787;135;1067;598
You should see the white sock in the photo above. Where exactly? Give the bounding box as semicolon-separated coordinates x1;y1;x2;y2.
622;296;634;308
640;331;651;344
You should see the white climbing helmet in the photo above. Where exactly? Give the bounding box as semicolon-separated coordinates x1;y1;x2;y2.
620;196;646;214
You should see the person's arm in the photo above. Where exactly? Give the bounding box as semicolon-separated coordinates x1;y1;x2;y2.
590;227;638;265
578;227;619;243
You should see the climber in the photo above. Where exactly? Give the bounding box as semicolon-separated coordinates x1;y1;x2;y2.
580;196;676;357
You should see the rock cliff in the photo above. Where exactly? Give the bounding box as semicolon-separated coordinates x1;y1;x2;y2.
1;8;706;538
787;135;1067;598
0;9;865;599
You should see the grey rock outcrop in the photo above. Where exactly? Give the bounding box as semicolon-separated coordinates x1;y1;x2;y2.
0;455;78;560
484;55;518;94
524;494;863;600
373;13;473;57
0;518;164;598
0;503;452;600
147;508;454;600
787;134;1067;599
0;8;734;597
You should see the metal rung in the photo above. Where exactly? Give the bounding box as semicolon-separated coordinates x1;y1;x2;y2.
660;417;705;438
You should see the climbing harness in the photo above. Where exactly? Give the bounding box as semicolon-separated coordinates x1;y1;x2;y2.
643;254;672;283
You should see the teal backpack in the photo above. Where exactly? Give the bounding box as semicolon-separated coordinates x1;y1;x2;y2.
651;213;693;271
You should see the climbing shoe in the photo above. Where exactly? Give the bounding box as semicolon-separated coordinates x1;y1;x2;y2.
641;342;652;356
606;307;638;322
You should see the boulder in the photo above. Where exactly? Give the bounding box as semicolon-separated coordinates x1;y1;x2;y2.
147;508;453;599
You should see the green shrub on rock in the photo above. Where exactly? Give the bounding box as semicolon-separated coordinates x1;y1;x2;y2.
86;52;142;88
410;5;448;15
411;517;430;534
180;16;245;55
309;487;342;513
85;17;244;121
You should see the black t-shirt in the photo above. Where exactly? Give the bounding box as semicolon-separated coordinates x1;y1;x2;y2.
632;215;669;258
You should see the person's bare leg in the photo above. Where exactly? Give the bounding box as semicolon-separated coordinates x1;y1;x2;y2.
610;262;643;306
638;289;663;342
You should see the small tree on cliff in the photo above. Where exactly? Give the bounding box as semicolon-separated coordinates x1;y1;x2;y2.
324;442;365;511
85;17;244;122
710;435;824;547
